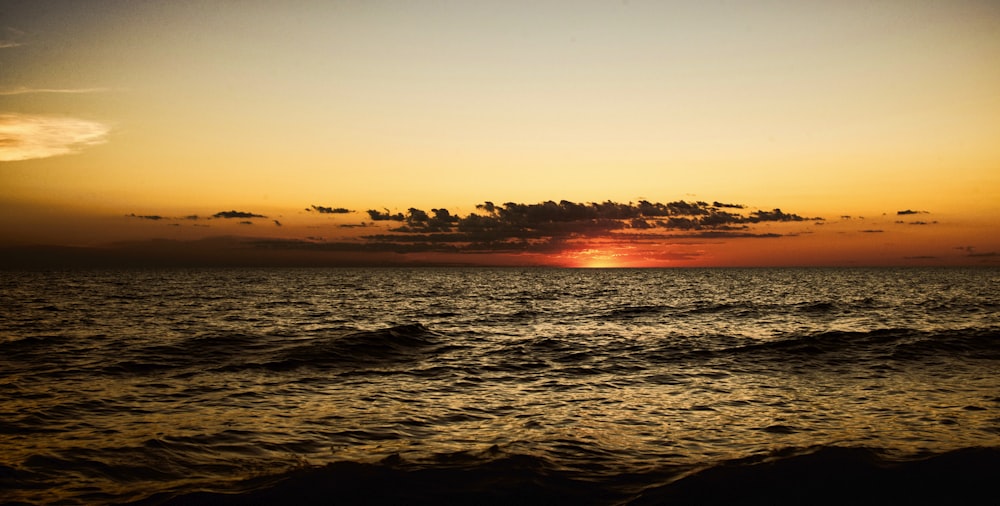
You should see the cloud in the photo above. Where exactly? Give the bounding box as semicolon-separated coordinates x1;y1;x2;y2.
712;201;745;209
212;210;266;219
367;209;405;221
897;209;928;215
354;199;820;253
0;114;110;161
309;205;352;214
112;198;823;263
0;27;24;49
0;87;113;96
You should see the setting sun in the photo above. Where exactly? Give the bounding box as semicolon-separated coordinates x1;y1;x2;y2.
563;245;663;269
574;249;624;269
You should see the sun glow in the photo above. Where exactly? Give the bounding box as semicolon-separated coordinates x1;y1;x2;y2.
568;248;635;268
582;257;620;269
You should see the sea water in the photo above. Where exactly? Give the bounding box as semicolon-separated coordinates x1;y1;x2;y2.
1;267;998;504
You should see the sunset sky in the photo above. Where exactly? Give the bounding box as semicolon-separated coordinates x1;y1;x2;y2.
1;0;998;267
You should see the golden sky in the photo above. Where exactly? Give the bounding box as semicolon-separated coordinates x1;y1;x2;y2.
1;0;998;266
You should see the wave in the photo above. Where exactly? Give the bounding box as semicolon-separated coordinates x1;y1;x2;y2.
634;445;1000;506
643;326;1000;365
265;323;445;370
601;300;846;322
133;445;1000;505
6;323;996;381
739;327;1000;360
605;305;669;319
0;324;447;378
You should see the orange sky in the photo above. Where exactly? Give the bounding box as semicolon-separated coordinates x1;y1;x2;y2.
1;1;998;267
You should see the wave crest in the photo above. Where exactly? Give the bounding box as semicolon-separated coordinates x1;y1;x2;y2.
141;445;1000;506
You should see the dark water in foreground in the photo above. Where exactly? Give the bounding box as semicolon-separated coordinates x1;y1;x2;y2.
1;267;998;505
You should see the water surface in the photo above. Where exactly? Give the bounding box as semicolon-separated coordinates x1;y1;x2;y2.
1;268;998;504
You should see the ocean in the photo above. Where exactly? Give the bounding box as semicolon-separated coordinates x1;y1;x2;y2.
1;267;998;505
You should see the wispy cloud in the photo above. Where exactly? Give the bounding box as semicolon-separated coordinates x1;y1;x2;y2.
0;27;25;49
0;114;110;162
0;87;114;96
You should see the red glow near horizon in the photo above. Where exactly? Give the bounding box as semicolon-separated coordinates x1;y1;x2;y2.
560;246;668;268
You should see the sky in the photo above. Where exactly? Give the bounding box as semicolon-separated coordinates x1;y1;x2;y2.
1;0;998;267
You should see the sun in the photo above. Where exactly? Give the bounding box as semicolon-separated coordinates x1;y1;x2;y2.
558;243;678;268
581;256;621;268
566;248;628;268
